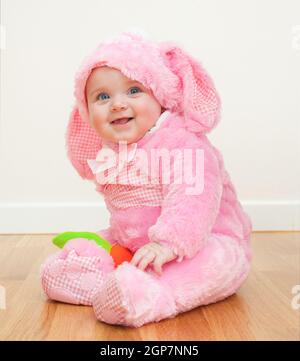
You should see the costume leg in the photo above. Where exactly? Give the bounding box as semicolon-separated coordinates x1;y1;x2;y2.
160;233;251;314
41;229;115;305
92;233;251;327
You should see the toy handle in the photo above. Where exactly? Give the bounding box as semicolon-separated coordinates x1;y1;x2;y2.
52;231;111;252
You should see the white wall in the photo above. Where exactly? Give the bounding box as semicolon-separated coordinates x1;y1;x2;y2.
0;0;299;232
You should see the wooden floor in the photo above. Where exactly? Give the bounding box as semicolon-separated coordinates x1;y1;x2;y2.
0;232;299;340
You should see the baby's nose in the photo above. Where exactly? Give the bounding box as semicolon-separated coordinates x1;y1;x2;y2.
110;101;128;112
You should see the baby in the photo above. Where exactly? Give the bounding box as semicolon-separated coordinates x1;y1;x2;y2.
41;31;253;327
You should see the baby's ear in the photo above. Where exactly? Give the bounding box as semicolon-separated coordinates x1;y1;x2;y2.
66;106;102;180
160;42;221;134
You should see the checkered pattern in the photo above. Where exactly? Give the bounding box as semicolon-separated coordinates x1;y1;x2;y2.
103;161;162;208
103;183;163;208
41;250;109;305
92;273;131;325
66;107;101;180
193;75;219;119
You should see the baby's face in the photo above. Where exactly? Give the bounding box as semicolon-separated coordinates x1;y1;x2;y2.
85;66;162;144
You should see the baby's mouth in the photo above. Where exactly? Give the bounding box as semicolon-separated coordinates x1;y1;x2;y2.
111;117;134;125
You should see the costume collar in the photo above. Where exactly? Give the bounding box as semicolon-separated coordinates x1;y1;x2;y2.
147;110;170;135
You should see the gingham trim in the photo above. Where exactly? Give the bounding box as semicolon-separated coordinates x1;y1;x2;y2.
93;273;130;325
100;156;163;208
41;250;108;305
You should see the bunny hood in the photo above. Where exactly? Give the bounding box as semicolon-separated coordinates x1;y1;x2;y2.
66;31;221;180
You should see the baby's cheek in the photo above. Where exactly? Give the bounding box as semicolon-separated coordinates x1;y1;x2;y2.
93;119;110;136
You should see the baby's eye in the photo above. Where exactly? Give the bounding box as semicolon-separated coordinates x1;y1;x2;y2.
129;86;142;95
97;92;110;101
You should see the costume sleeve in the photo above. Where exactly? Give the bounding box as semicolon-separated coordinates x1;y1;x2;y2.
148;139;223;261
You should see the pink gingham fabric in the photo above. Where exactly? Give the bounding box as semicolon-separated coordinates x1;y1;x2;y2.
103;184;163;209
92;272;129;325
94;152;163;208
41;249;113;305
66;107;101;180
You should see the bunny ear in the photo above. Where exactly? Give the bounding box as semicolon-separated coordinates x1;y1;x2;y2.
66;106;102;180
160;43;221;134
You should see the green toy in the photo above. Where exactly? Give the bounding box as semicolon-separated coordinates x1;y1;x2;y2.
52;231;111;252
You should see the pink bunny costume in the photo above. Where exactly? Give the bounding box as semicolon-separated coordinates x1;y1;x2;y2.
41;31;252;327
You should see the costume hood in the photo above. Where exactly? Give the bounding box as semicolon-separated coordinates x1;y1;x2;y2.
66;31;221;179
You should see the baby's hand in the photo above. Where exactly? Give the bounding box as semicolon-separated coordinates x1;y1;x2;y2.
130;242;177;276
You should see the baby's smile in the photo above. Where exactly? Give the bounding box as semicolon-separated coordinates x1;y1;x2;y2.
110;117;134;125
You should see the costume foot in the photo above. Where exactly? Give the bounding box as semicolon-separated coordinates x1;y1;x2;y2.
92;262;177;327
41;247;114;305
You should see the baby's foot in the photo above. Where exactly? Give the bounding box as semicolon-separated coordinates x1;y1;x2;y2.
92;262;177;327
41;243;114;305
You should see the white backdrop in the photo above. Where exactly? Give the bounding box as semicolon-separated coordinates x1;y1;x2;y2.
0;0;299;232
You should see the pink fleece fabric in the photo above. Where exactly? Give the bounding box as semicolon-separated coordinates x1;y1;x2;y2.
41;31;252;327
